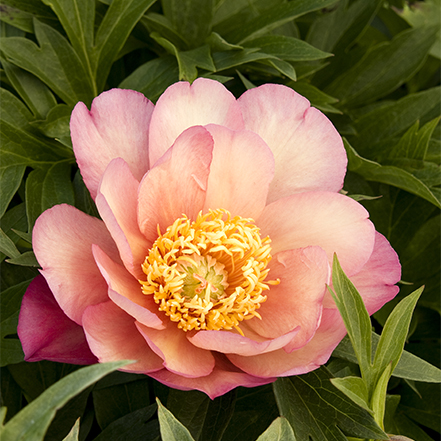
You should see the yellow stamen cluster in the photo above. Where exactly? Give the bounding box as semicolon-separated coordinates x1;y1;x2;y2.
140;209;278;334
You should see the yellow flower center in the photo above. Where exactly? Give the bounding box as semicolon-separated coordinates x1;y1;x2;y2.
139;209;279;335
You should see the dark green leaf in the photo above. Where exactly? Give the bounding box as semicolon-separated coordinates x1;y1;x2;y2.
0;165;25;219
262;58;297;81
25;168;45;233
157;398;195;441
273;367;387;441
6;251;39;267
206;32;243;51
256;417;296;441
41;162;75;211
0;204;28;262
290;82;341;114
141;13;189;49
213;49;273;72
0;228;20;259
330;376;371;412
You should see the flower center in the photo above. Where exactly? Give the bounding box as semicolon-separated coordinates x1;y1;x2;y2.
139;209;279;334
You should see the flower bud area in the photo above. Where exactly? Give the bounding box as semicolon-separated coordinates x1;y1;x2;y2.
140;209;279;335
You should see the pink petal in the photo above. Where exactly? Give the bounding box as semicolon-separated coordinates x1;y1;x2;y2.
203;124;274;219
257;192;375;277
238;84;347;203
227;308;346;378
92;245;165;330
148;354;275;399
138;125;213;242
246;247;328;350
187;326;300;356
71;89;153;199
136;321;215;378
95;158;150;278
82;301;163;373
34;204;120;325
148;78;244;166
18;275;97;364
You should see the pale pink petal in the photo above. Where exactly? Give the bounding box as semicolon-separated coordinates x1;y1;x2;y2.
148;354;275;399
18;276;97;364
138;126;213;242
71;89;153;199
246;247;328;350
257;192;375;277
148;78;244;166
82;301;163;373
34;204;120;325
238;84;346;203
227;308;346;378
96;158;150;278
187;326;299;356
136;321;215;378
92;245;165;330
203;124;274;219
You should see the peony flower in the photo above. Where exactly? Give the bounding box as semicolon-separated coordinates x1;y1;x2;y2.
18;79;401;399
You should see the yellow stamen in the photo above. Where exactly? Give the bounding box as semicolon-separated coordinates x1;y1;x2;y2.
139;209;280;334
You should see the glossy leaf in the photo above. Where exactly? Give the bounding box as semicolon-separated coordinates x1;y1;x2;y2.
0;165;25;219
330;377;371;412
157;398;195;441
256;417;296;441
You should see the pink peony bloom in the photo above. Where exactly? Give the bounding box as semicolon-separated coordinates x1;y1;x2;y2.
18;79;401;399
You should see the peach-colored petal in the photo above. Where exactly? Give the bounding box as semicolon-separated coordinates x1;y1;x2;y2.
238;84;346;203
246;247;328;350
187;326;300;356
148;354;275;399
138;125;213;242
18;276;97;364
96;158;150;278
257;192;375;277
227;308;346;378
148;78;244;166
92;245;165;330
34;204;120;325
136;321;215;378
71;89;153;199
203;124;274;219
82;301;163;373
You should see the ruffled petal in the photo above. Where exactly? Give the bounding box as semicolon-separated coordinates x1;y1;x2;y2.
18;276;97;364
203;124;274;219
148;78;244;166
246;247;328;349
34;204;120;324
148;354;275;399
138;125;213;242
96;158;150;278
136;321;215;378
238;84;346;203
71;89;153;199
92;245;165;330
227;308;346;378
82;301;163;373
257;192;375;276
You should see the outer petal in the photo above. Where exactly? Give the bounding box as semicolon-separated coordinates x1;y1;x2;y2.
83;301;163;373
203;124;274;219
136;321;215;378
34;204;120;325
92;245;165;330
238;84;346;203
257;192;375;277
246;247;328;349
148;78;244;166
18;276;97;364
148;354;275;399
227;308;346;378
96;158;150;278
71;89;153;199
138;126;213;242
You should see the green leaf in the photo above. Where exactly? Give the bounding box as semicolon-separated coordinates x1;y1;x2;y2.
256;417;296;441
325;26;438;107
1;361;132;441
41;162;75;211
372;287;424;384
262;58;297;81
6;251;39;267
0;228;20;259
62;418;80;441
224;0;339;44
329;254;373;387
243;35;332;61
161;0;214;48
119;55;179;102
156;398;196;441
273;367;387;441
0;165;25;219
213;49;273;72
370;364;392;430
333;332;441;383
344;139;441;208
290;82;341;114
205;32;243;51
0;204;28;262
141;13;189;49
25;168;45;233
330;377;371;412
